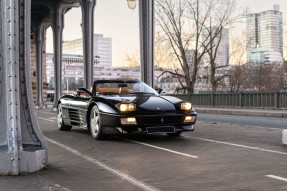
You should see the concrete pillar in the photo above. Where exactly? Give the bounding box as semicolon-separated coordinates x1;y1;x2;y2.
35;24;46;109
139;0;154;87
51;11;64;110
80;0;96;89
0;0;47;175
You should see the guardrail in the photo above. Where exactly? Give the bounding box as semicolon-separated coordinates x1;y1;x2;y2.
168;92;287;109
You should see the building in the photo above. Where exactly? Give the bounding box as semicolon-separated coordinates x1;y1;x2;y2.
63;34;112;68
202;27;230;67
248;47;284;67
246;5;283;62
46;53;140;98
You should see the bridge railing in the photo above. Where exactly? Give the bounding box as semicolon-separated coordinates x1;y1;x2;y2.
167;92;287;109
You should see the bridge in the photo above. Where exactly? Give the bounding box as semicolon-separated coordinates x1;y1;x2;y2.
0;0;154;175
1;1;287;189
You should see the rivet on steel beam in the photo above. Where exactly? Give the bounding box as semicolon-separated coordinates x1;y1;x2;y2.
9;102;12;105
16;102;18;105
7;20;11;23
8;61;11;64
8;89;12;91
8;47;11;50
10;128;13;131
9;116;13;119
14;47;17;50
8;75;11;77
8;33;11;36
7;6;11;9
11;158;15;161
11;147;14;150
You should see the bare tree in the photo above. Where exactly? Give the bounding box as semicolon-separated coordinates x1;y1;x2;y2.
201;0;247;93
155;0;218;93
227;64;250;92
248;62;285;92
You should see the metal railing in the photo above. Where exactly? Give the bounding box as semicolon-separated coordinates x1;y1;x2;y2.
168;92;287;109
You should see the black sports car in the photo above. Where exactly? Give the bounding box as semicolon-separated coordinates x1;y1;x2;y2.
57;80;197;140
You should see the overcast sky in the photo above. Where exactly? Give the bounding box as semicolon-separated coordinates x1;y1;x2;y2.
46;0;287;67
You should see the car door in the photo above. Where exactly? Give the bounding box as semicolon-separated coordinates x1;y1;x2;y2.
68;93;91;127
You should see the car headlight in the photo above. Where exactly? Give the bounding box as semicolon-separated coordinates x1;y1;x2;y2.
181;102;192;110
120;103;136;112
121;117;137;125
184;116;196;123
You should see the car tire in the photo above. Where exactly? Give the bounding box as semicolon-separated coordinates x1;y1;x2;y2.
57;104;72;131
167;132;182;136
90;105;106;140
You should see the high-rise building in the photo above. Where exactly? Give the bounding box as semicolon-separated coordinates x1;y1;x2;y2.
246;5;283;60
63;34;112;68
202;27;230;67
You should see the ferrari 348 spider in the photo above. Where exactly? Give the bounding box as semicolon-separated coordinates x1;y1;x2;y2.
57;80;197;140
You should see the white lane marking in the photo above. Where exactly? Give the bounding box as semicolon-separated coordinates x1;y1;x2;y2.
183;135;287;156
37;111;56;115
266;175;287;182
47;138;161;191
38;117;56;123
125;139;198;159
50;184;72;191
202;120;283;131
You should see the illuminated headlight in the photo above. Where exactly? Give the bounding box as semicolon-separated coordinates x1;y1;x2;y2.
120;103;136;112
184;116;196;123
181;102;192;110
121;117;137;125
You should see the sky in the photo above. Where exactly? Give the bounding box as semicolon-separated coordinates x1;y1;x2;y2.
46;0;287;67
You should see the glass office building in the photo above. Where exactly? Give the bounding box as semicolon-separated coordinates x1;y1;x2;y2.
246;5;283;63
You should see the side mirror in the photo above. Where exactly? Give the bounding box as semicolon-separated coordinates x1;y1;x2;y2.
158;88;166;95
77;88;93;97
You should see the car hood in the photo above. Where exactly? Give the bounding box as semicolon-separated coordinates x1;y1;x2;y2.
103;95;181;112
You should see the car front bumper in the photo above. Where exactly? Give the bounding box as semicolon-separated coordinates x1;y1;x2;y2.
100;111;197;134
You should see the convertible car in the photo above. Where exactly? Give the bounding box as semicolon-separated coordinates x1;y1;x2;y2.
57;80;197;140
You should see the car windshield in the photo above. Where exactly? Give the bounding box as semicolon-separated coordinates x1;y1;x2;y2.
94;81;158;96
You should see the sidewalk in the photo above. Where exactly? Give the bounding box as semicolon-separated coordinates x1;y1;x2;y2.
194;106;287;118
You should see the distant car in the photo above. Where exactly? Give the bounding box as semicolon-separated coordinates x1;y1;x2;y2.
57;80;197;140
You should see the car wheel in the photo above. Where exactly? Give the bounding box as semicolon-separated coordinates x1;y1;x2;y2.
57;104;72;131
90;105;106;140
167;132;182;136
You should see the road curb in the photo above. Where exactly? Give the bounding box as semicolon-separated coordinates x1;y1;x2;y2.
195;108;287;118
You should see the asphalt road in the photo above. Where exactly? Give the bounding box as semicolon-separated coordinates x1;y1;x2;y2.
198;113;287;129
2;110;287;191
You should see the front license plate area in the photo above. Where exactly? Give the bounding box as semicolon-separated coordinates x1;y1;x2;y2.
146;126;175;134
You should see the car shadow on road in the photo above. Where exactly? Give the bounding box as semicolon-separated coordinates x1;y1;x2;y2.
71;128;194;144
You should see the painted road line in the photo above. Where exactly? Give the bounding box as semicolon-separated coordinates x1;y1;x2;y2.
47;138;161;191
125;139;199;159
37;110;56;115
38;117;56;123
183;135;287;156
202;120;283;131
266;175;287;182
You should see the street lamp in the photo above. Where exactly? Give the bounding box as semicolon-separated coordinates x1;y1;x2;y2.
127;0;137;10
